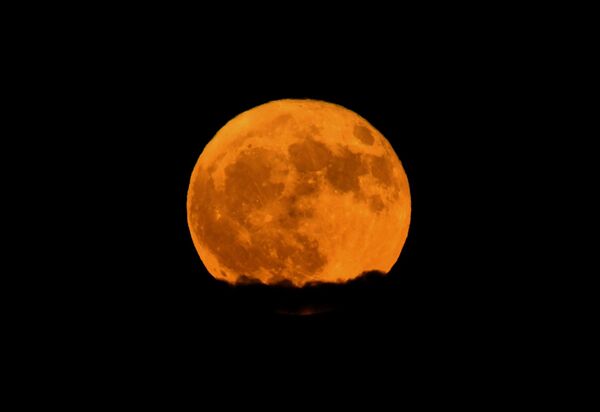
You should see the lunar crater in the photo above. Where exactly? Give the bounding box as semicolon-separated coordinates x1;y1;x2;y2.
354;124;375;145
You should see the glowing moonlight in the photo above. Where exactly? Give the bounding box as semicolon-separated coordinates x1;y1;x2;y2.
187;99;410;286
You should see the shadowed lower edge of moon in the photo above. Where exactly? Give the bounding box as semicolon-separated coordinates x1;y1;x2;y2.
231;269;389;288
208;270;395;316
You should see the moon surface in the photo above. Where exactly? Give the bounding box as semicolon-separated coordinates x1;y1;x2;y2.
187;99;411;287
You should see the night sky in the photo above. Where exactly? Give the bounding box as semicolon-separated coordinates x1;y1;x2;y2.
108;67;504;326
21;9;557;396
69;31;527;362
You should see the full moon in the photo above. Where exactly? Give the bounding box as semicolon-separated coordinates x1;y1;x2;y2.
187;99;411;287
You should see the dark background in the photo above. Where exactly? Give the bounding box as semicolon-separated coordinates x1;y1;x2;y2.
48;23;540;360
94;53;514;334
17;8;574;397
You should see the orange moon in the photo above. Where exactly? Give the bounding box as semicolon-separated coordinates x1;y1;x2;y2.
187;99;411;287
